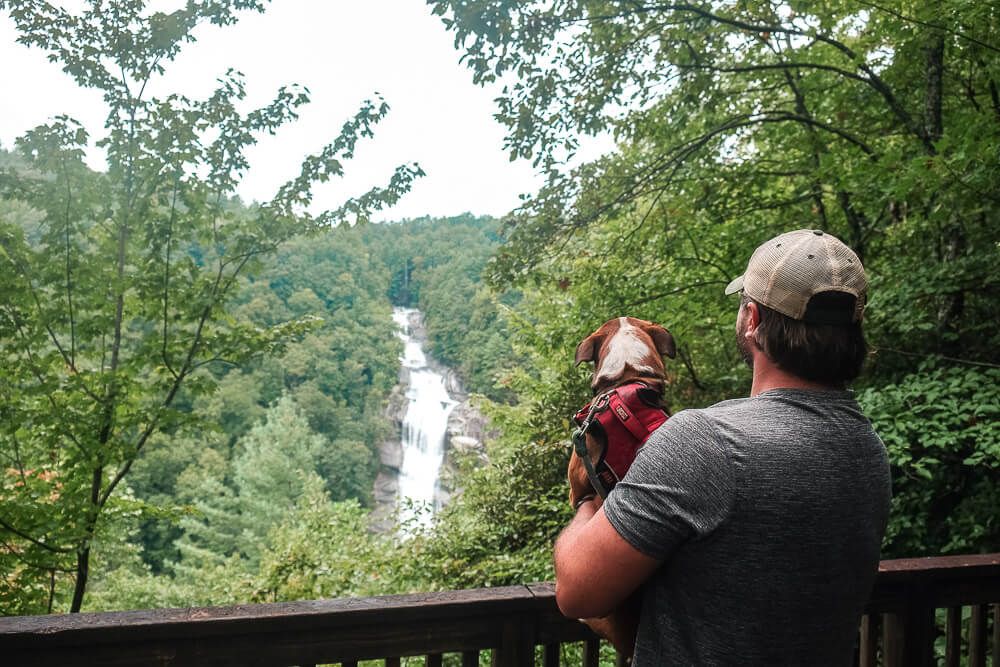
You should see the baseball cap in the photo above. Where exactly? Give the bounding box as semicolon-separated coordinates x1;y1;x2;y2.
724;229;867;324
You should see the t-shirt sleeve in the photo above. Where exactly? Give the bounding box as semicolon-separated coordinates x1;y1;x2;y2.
603;409;734;561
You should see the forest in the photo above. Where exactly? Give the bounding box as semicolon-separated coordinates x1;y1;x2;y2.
0;0;998;627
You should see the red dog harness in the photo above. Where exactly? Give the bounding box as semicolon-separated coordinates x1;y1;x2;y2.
572;382;669;498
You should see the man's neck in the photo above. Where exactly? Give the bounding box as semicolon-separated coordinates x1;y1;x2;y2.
749;355;840;397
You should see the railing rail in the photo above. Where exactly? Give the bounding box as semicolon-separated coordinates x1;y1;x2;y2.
0;554;997;666
862;553;1000;667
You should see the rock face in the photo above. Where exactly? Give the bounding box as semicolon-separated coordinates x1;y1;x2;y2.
371;309;488;533
371;384;407;531
435;394;489;507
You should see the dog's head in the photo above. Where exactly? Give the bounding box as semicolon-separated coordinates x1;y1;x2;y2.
575;316;676;394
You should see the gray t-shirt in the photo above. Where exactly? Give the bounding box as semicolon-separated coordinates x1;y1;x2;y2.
603;388;891;666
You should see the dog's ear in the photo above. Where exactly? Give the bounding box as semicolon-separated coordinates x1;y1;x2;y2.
643;324;676;359
574;333;603;366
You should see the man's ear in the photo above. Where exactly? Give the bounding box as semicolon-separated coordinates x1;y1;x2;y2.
743;301;761;337
643;324;676;359
574;333;603;366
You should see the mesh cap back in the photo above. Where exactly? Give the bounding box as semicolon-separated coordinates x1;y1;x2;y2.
725;229;867;323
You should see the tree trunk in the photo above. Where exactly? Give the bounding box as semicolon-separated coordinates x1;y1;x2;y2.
69;465;103;613
924;32;944;142
69;546;90;613
924;29;965;348
924;32;945;146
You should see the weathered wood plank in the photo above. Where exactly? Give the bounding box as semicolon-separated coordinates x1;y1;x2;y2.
883;603;935;667
543;643;559;667
970;604;988;667
582;638;600;667
877;554;1000;579
866;555;1000;613
859;613;878;667
945;606;961;667
491;615;534;667
993;604;999;667
0;586;538;640
0;586;542;666
0;555;997;666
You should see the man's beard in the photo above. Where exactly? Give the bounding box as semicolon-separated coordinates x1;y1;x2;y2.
736;316;754;369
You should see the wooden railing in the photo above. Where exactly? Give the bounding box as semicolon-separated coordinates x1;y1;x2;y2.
863;553;1000;667
0;554;997;666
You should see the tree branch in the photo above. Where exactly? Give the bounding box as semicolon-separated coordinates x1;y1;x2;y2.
635;3;929;146
98;250;258;508
621;280;728;309
877;347;1000;370
0;516;73;554
857;0;1000;55
677;346;706;391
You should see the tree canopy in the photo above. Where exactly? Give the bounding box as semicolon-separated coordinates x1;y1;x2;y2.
0;0;419;613
426;0;1000;562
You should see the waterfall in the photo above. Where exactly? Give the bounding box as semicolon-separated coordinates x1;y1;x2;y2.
392;307;457;528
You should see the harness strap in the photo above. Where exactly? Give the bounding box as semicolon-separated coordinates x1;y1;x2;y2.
573;427;609;499
607;392;650;442
572;382;668;500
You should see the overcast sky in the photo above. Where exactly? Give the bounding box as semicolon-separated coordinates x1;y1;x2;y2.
0;1;608;221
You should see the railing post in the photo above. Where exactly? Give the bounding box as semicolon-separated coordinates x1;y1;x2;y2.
969;604;988;667
993;604;999;667
945;606;962;667
492;614;536;667
582;638;600;667
882;602;936;667
859;613;879;667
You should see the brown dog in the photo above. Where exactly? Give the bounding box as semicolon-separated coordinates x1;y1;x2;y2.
568;316;676;658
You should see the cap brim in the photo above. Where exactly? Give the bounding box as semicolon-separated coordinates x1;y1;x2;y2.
724;275;744;295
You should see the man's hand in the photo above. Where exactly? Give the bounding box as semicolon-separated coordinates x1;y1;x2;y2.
567;449;596;507
580;590;641;658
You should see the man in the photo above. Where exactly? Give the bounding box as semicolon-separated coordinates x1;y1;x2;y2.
555;229;892;665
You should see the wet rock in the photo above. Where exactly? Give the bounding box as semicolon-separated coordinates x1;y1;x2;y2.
369;469;400;534
379;384;408;471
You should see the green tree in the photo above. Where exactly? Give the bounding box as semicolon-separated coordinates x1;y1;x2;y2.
0;0;420;613
253;474;391;602
858;365;1000;555
364;214;520;400
431;0;998;357
425;0;1000;563
230;396;324;560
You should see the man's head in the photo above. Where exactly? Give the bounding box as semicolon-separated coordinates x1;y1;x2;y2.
727;229;868;387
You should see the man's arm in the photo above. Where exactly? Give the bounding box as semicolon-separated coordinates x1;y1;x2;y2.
553;499;661;619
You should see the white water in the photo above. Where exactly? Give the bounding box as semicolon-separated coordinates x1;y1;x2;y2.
392;307;457;528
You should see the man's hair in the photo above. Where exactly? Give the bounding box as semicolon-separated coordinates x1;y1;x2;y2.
743;292;868;386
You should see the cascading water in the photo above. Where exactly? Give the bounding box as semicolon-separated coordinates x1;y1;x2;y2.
392;307;457;528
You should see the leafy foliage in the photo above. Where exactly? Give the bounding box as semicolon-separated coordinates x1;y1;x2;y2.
0;0;417;613
858;364;1000;556
422;0;1000;572
367;215;520;401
